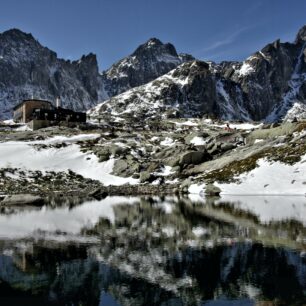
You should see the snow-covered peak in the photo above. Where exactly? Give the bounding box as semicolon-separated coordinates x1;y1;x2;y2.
2;26;306;123
132;37;177;57
144;38;163;48
101;38;191;98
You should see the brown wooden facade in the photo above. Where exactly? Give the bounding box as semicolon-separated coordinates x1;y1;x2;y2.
13;99;53;123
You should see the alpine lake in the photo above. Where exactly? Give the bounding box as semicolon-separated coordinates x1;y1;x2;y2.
0;195;305;306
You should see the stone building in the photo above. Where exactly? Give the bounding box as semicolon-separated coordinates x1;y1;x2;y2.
13;98;86;129
13;99;53;123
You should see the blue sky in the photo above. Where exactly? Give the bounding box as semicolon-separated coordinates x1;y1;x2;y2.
0;0;305;70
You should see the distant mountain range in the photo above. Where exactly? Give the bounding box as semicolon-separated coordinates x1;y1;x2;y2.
1;26;306;121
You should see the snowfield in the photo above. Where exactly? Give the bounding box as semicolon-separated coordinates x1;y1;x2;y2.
190;136;207;145
216;155;306;195
0;134;138;186
189;154;306;196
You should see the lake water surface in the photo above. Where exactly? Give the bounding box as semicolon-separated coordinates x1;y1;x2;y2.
0;195;305;305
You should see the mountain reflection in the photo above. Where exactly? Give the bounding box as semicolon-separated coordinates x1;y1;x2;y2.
0;196;305;305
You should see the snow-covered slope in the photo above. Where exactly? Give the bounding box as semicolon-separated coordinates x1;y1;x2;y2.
215;154;306;196
0;134;138;185
89;60;251;121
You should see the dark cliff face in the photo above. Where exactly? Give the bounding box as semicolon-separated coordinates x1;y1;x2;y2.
219;36;306;121
295;25;306;44
73;53;101;101
0;29;104;118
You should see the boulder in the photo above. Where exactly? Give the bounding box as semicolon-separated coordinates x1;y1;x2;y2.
98;153;111;162
179;151;210;167
208;143;221;155
204;184;221;196
172;166;181;173
88;188;108;200
1;194;44;206
140;171;155;183
164;156;181;167
180;178;193;194
94;147;111;162
132;173;140;179
112;160;129;176
220;143;236;152
205;141;215;151
112;158;140;177
147;162;160;172
179;151;211;166
111;145;129;157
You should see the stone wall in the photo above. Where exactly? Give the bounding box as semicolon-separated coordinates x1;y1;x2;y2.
27;119;50;130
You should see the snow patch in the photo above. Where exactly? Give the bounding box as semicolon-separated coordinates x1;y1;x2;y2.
190;136;206;145
160;137;175;146
192;226;208;237
188;183;206;195
216;155;306;195
238;62;255;76
0;134;138;186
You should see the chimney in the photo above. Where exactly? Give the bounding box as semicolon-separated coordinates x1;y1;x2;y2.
56;97;61;108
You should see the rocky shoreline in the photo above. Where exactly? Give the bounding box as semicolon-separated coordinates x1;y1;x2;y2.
0;119;305;205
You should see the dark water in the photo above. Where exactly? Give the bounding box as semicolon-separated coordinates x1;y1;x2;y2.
0;195;305;306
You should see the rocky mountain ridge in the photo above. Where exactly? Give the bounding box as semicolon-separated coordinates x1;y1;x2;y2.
0;29;107;119
0;30;191;119
101;38;194;98
89;60;251;121
91;25;306;122
1;26;306;122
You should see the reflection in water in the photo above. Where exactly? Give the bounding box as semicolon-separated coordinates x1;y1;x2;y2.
217;195;306;226
0;195;305;305
0;196;140;239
